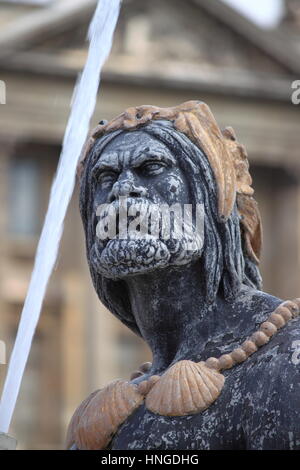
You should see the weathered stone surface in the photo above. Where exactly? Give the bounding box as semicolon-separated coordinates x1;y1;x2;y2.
111;317;300;450
71;101;300;450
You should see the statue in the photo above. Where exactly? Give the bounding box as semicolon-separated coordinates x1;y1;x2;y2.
67;101;300;450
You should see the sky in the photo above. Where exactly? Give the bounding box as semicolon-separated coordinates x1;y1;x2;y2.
221;0;285;28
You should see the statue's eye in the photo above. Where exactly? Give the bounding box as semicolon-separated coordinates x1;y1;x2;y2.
141;161;166;175
97;170;118;188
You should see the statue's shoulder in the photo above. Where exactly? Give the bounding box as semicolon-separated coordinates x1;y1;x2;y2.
241;302;300;448
246;294;300;379
253;297;300;357
236;291;300;372
259;316;300;366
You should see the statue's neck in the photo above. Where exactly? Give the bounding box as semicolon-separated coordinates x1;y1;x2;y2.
125;263;256;374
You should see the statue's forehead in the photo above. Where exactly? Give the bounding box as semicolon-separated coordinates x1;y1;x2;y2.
97;130;176;167
101;130;170;155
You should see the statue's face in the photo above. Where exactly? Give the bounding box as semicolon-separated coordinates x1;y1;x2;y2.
88;130;204;279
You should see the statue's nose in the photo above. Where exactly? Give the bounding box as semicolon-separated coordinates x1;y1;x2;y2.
108;179;148;202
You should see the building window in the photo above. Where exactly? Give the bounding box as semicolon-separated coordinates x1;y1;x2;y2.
8;158;40;237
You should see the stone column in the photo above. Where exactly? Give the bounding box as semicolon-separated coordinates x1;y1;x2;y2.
257;165;300;300
0;142;14;386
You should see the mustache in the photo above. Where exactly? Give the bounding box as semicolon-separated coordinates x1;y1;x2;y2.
95;197;161;241
97;197;153;220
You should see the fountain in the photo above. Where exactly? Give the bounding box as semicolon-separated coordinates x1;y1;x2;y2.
0;0;122;448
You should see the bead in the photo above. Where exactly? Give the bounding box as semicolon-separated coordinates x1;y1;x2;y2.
231;348;247;363
268;312;286;329
241;340;257;355
275;306;292;322
290;299;300;317
130;370;143;380
260;321;277;337
281;300;299;318
138;376;160;396
292;298;300;310
148;375;160;387
205;357;221;370
138;380;151;396
219;354;234;370
251;331;270;347
139;362;152;373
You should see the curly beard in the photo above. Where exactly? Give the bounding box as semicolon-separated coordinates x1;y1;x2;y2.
89;199;204;279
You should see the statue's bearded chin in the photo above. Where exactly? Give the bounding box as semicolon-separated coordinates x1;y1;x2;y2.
89;200;203;279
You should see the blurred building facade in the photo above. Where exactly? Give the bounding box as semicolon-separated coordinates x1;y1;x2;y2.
0;0;300;449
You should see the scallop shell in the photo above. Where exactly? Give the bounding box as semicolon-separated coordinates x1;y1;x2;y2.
66;389;100;449
74;380;144;450
145;360;225;416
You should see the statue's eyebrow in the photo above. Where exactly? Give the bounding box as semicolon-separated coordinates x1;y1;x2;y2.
131;148;176;168
92;153;120;174
91;146;176;175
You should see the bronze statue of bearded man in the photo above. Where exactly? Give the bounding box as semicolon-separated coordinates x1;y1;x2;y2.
67;101;300;450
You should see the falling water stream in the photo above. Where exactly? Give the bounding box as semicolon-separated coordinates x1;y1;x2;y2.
0;0;122;434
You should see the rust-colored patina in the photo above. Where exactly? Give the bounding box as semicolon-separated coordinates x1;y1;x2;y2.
67;381;144;450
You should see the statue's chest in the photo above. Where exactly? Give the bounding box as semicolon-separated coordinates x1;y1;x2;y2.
110;386;244;450
110;365;249;450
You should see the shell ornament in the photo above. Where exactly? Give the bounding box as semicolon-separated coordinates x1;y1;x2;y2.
72;380;144;450
145;360;225;416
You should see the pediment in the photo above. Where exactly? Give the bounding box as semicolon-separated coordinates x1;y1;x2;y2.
0;0;297;77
